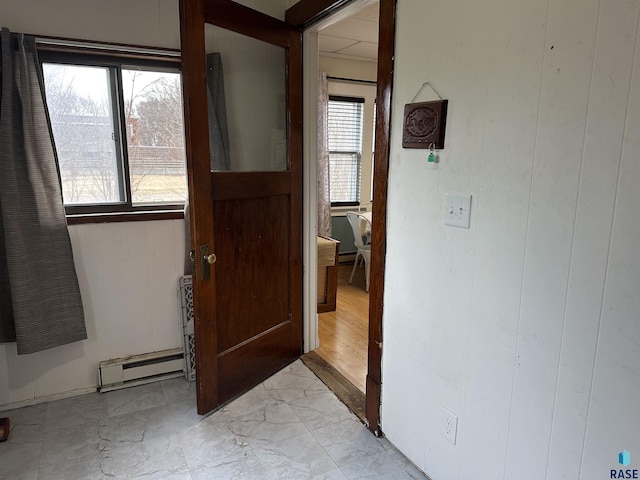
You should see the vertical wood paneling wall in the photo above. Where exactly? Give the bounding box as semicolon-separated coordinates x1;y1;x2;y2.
0;0;186;408
382;1;640;479
0;221;186;406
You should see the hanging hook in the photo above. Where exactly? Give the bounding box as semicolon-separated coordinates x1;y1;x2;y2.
428;143;437;163
411;82;444;103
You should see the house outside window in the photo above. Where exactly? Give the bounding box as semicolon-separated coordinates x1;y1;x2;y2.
40;51;186;218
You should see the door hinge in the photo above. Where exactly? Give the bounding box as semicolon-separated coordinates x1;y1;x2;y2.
189;250;196;274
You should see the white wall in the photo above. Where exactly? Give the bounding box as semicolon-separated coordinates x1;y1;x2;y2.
0;0;187;407
381;1;640;479
0;0;181;48
320;55;378;82
0;221;186;406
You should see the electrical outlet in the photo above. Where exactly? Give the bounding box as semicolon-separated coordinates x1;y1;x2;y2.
441;407;458;445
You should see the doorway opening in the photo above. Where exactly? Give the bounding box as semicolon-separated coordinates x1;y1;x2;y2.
300;0;379;421
316;77;378;394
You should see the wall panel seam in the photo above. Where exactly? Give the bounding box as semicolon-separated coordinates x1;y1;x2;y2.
544;0;603;476
577;4;640;477
502;0;552;477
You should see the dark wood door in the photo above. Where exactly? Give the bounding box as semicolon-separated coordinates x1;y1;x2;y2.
180;0;303;414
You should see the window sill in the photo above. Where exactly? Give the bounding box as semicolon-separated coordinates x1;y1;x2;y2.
66;209;184;225
330;205;369;216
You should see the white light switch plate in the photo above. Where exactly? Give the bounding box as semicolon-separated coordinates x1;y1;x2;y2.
445;193;472;228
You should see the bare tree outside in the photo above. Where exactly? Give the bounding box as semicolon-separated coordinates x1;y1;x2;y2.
42;63;187;207
43;63;121;204
122;70;187;205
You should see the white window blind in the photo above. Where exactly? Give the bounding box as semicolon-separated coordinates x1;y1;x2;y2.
328;96;364;204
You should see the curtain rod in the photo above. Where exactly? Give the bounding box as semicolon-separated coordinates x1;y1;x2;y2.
32;34;180;58
327;75;377;85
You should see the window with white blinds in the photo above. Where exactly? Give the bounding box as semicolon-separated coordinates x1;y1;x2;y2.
328;96;364;205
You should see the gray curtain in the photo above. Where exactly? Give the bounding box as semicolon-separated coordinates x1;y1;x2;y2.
0;28;86;355
206;52;230;171
317;72;332;237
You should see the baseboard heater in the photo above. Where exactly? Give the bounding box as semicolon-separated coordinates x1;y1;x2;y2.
98;348;185;392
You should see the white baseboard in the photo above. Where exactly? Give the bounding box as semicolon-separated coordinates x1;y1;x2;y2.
0;387;97;411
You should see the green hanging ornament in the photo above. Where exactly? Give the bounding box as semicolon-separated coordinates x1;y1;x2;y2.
428;143;436;163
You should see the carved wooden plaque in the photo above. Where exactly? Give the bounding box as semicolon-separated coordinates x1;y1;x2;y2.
402;99;448;149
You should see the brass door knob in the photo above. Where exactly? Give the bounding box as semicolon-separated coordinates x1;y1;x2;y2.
205;253;217;264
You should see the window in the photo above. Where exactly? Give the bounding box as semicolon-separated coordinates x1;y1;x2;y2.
371;102;377;203
40;51;187;217
328;96;364;205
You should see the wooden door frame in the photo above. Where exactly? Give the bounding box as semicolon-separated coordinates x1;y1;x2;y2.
286;0;397;436
180;0;218;414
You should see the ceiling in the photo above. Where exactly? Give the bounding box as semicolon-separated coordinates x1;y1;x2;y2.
318;3;379;63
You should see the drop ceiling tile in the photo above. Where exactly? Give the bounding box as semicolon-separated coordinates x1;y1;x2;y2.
337;41;378;61
321;17;378;44
319;35;359;54
320;52;377;63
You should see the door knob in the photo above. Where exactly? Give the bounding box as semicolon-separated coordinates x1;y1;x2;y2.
200;245;214;280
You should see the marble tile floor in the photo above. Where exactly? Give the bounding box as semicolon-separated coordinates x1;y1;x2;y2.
0;360;427;480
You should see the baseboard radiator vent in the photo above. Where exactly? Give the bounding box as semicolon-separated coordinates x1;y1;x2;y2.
98;348;185;392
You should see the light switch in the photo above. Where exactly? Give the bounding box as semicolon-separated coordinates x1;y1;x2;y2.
445;193;472;228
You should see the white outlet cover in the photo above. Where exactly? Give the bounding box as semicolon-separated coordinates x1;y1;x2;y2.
441;407;458;445
445;193;472;229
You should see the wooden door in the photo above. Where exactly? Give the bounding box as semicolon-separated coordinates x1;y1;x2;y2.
180;0;303;414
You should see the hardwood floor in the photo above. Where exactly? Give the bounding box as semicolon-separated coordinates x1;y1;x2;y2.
316;263;369;393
